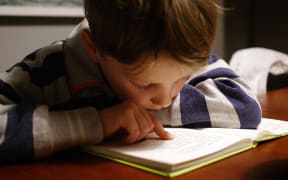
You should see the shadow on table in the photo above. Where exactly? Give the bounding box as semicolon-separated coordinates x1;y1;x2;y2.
245;159;288;180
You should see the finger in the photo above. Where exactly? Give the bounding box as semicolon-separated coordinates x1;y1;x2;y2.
122;106;155;144
136;107;156;137
125;106;155;143
120;117;141;144
150;113;174;140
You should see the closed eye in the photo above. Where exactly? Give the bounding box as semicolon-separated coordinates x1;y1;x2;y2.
131;81;154;89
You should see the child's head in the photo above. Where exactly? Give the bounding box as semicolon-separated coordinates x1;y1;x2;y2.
82;0;221;110
83;0;220;65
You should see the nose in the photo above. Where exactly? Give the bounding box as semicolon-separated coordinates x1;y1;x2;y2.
150;88;172;108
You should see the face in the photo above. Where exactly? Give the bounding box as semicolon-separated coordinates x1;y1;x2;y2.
96;51;204;110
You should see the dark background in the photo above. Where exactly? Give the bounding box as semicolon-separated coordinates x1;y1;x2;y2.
224;0;288;89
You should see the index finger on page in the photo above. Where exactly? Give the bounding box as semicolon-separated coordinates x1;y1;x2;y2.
150;114;174;140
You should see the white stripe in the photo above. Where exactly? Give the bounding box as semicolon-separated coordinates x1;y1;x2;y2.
66;112;77;145
33;105;54;158
74;110;86;144
196;79;241;128
170;93;183;126
74;107;104;144
0;114;6;144
150;108;170;126
34;108;82;158
187;59;231;82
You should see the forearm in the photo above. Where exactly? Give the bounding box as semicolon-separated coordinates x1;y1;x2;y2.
0;103;103;164
35;105;103;158
179;78;261;128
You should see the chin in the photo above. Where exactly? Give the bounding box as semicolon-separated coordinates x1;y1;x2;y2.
145;106;163;111
136;102;163;110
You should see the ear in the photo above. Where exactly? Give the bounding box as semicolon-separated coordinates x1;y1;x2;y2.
82;30;100;63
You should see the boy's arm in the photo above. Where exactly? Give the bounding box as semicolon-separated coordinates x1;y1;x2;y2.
0;44;104;164
153;56;262;129
0;102;103;164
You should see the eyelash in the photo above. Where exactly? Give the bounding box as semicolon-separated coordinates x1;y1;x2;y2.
132;76;190;90
136;83;152;89
130;81;150;89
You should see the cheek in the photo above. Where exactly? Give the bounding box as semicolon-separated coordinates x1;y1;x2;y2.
120;86;153;108
112;83;133;100
172;81;186;98
112;81;147;102
128;88;150;105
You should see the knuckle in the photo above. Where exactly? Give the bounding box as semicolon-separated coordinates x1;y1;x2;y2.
125;100;137;108
122;101;138;115
147;123;155;130
125;132;139;144
131;129;140;138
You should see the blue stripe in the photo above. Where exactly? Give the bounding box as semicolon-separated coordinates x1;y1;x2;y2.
213;79;261;129
188;67;239;86
0;103;35;163
180;85;211;128
7;51;66;86
6;62;30;73
24;49;39;61
0;79;21;103
30;51;66;86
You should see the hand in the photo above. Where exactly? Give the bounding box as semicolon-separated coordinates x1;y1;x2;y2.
99;100;173;144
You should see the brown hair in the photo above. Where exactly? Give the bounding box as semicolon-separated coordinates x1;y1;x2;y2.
84;0;220;64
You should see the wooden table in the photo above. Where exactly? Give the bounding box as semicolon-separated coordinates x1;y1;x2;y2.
1;88;288;180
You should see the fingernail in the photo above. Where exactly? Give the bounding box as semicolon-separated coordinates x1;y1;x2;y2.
166;131;174;139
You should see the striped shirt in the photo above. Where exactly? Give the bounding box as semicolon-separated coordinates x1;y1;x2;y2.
0;19;261;164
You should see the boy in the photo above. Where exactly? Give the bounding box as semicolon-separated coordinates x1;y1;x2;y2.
0;0;261;163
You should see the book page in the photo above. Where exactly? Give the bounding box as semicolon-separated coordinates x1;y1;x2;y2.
83;118;288;175
257;118;288;134
199;128;264;140
86;128;252;170
199;118;288;141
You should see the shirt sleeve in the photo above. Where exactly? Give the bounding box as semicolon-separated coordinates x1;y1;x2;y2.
0;42;104;164
153;55;262;129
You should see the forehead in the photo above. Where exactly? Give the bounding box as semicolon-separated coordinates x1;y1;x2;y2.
121;51;206;81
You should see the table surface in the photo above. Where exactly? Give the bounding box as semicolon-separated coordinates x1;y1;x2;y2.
1;88;288;180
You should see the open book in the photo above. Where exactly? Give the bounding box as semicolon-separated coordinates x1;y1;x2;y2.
83;118;288;178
